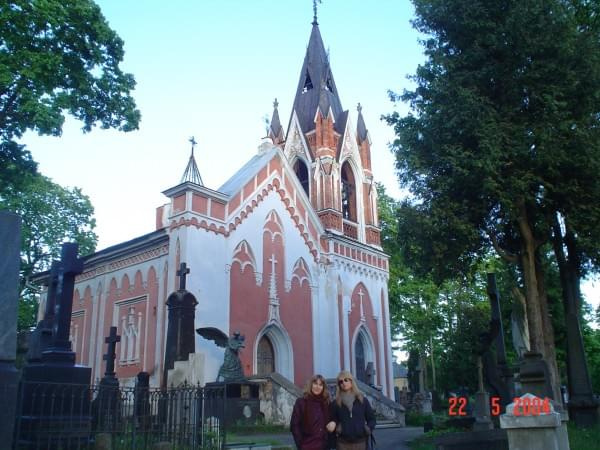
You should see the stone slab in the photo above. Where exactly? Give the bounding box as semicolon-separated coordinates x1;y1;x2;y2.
0;211;20;361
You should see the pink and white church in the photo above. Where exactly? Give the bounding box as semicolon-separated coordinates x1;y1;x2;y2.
46;19;394;398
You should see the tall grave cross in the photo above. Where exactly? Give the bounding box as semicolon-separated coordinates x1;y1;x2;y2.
103;326;121;377
177;262;190;290
49;242;83;357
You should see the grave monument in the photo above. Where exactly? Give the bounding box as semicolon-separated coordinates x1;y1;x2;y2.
0;212;21;447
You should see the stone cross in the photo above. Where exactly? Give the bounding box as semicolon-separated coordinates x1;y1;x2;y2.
177;262;190;290
103;326;121;377
52;243;84;351
358;288;365;322
268;254;280;322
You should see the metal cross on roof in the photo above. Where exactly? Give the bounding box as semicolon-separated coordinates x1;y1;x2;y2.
313;0;322;25
177;262;190;290
189;136;197;155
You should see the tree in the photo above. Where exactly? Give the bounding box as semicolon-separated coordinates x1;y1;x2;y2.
0;174;98;330
385;0;600;401
0;0;141;181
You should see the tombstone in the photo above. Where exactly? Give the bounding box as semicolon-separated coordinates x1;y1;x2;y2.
365;361;376;386
484;273;514;409
0;212;21;447
91;326;122;432
500;393;567;450
25;261;60;362
18;242;92;448
473;356;493;431
163;262;198;387
134;372;151;431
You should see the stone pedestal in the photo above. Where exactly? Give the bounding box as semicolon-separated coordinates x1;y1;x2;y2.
473;391;494;431
167;352;205;387
205;381;260;427
500;394;569;450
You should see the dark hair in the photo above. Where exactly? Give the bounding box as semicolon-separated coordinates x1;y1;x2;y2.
303;374;330;401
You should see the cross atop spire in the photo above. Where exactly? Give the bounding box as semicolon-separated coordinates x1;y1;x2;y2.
189;136;197;155
181;137;204;185
313;0;321;25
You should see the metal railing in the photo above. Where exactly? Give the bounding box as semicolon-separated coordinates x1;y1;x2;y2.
13;381;226;449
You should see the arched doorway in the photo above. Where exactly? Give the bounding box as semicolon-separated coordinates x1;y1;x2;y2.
257;335;275;375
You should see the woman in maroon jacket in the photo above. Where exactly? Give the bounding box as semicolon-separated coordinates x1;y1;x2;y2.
290;374;337;450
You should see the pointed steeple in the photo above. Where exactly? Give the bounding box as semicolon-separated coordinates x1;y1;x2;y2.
356;103;372;174
356;103;368;144
180;136;203;185
268;98;284;146
290;21;344;136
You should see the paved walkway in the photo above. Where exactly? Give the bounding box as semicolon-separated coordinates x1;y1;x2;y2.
230;426;424;450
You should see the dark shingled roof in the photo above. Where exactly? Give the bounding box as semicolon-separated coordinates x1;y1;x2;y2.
289;23;345;136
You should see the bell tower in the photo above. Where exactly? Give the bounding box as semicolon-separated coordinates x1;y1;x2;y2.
281;12;380;247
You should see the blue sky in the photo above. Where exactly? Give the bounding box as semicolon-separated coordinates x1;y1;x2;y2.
21;0;424;250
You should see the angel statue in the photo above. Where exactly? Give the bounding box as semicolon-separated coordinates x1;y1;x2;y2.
196;327;246;382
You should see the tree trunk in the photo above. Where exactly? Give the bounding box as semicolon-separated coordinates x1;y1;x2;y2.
516;202;545;354
552;215;595;407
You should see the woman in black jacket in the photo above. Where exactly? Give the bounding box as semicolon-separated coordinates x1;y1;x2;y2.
331;371;376;450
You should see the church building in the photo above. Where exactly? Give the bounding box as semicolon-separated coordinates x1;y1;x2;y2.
43;17;394;397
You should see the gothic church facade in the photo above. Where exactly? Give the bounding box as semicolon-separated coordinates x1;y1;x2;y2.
43;20;394;397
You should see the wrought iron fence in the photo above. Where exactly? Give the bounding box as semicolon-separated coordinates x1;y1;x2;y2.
13;380;226;449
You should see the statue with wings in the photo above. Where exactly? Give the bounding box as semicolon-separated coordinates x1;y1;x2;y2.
196;327;246;382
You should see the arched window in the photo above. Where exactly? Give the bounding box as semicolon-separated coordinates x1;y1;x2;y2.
293;159;310;198
257;335;275;375
341;161;356;221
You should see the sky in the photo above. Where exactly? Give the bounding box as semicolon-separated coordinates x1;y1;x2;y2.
18;1;599;314
20;0;421;250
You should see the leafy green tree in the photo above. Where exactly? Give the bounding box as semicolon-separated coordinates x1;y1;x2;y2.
0;0;140;183
386;0;600;401
1;174;97;330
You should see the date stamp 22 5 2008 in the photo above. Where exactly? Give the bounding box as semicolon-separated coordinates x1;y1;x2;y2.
448;395;551;417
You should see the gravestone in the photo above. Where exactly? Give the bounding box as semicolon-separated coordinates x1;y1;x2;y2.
365;361;376;386
0;212;21;447
163;262;198;387
26;261;59;362
92;327;122;431
18;242;92;447
134;371;151;430
484;273;514;408
500;393;567;450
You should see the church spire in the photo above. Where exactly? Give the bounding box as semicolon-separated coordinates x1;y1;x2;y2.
289;14;343;137
268;98;284;146
180;136;203;185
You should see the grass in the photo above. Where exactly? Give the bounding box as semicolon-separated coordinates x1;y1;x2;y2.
568;422;600;450
407;421;600;450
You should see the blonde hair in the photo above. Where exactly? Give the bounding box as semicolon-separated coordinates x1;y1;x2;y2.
335;370;363;406
303;374;330;401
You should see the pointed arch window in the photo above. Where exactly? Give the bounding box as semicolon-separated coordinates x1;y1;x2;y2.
293;159;310;198
341;161;357;222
